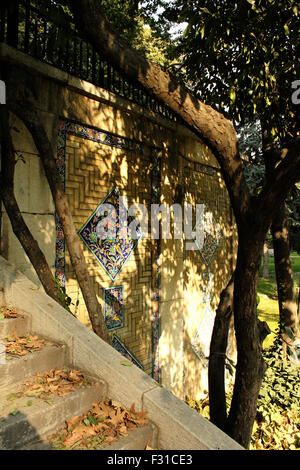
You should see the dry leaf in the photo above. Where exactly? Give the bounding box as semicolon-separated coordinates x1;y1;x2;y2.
0;306;20;318
48;398;149;450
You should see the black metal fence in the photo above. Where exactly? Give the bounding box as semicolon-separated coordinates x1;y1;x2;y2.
0;0;177;121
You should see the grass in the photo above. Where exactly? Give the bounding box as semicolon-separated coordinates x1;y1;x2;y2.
257;252;300;349
259;252;300;277
257;294;279;349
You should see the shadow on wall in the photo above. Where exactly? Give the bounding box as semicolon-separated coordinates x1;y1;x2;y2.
1;69;237;401
0;113;56;288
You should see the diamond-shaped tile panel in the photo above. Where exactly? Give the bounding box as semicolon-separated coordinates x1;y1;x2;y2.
103;285;124;330
78;187;142;281
194;205;222;265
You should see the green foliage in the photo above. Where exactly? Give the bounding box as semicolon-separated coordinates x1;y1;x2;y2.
185;393;210;420
288;188;300;253
261;334;299;411
94;0;141;45
157;0;299;141
251;330;300;449
53;277;75;312
131;20;174;67
186;346;300;450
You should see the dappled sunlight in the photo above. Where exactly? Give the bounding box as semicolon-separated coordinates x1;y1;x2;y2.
1;113;56;286
2;66;238;399
63;117;155;374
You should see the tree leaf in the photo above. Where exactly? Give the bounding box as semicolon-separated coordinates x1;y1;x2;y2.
120;360;133;366
88;415;98;425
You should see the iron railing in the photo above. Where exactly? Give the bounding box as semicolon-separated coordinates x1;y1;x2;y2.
0;0;178;121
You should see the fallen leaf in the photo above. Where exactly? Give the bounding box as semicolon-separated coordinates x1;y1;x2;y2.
0;306;20;318
47;398;149;450
120;360;133;367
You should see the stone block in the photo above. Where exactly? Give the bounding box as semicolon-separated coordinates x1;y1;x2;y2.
143;386;244;450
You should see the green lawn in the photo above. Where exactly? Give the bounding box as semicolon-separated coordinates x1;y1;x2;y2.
257;291;280;349
259;252;300;277
257;253;300;349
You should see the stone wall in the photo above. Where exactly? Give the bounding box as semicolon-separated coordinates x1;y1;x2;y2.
0;44;237;401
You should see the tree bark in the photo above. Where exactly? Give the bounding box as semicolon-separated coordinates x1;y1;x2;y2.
68;0;300;448
4;73;111;344
70;0;300;224
271;203;299;342
262;239;269;279
225;234;270;448
23;109;110;343
208;275;234;431
0;107;61;304
262;126;299;344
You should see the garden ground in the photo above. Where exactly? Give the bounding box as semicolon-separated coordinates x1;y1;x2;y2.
258;252;300;349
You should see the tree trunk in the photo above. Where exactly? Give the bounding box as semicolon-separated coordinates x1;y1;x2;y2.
225;235;270;448
208;275;234;431
25;111;110;343
70;0;252;226
262;239;269;279
0;107;61;303
69;0;300;448
262;126;299;345
271;203;299;343
4;79;111;344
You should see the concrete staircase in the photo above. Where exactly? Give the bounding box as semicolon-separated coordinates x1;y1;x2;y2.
0;256;244;451
0;311;156;450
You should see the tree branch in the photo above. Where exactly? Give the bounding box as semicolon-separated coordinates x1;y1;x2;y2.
70;0;251;226
258;137;300;218
0;106;62;304
4;69;111;344
208;274;234;431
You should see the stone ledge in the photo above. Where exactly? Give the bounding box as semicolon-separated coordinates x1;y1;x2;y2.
0;43;188;138
0;42;223;160
0;256;243;450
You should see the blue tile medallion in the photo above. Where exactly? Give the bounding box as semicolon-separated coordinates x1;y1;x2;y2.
103;285;124;330
78;187;142;282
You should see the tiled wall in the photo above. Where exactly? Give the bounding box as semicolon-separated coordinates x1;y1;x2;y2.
182;162;235;399
56;122;156;375
1;69;237;400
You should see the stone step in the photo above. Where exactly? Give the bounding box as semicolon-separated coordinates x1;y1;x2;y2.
0;378;106;450
23;422;156;450
0;343;66;391
102;422;157;450
0;314;29;339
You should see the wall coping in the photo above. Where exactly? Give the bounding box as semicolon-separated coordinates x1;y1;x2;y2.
0;255;243;450
0;42;214;145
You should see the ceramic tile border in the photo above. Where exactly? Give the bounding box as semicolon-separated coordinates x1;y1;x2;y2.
103;285;124;330
151;148;161;383
112;333;144;370
55;120;161;380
